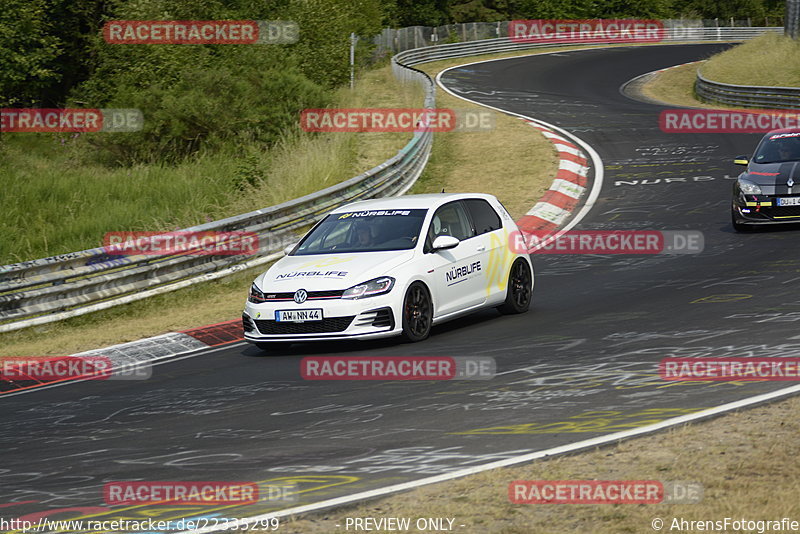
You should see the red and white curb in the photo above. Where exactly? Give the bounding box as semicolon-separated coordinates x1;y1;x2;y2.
3;55;604;397
516;121;590;235
0;319;244;396
434;58;604;245
12;50;789;534
75;319;243;361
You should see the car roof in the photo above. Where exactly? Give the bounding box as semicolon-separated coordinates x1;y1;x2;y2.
330;193;499;213
766;128;800;135
763;128;800;139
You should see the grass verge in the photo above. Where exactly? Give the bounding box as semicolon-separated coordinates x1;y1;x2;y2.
638;62;719;109
0;46;569;356
640;33;799;109
0;264;263;357
6;41;795;534
0;63;419;355
6;41;750;357
410;61;556;220
0;66;420;264
271;394;800;533
701;32;800;87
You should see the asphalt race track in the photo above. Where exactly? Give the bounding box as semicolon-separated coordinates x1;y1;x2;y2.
5;43;800;531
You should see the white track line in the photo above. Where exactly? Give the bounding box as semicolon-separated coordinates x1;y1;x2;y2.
434;53;605;235
16;45;770;533
619;59;706;106
182;383;800;533
182;47;777;534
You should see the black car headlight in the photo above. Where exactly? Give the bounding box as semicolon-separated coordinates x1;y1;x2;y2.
342;277;395;299
738;179;762;195
248;283;266;303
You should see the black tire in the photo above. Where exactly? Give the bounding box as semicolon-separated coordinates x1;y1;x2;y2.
401;282;433;342
497;259;533;315
731;209;751;233
254;342;292;352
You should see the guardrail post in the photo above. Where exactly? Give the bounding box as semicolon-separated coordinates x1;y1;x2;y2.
787;0;800;38
1;23;779;333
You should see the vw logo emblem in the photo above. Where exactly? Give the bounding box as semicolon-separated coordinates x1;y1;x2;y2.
293;289;308;304
789;178;795;188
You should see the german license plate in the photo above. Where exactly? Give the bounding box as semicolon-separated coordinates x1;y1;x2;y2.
275;309;323;322
778;197;800;206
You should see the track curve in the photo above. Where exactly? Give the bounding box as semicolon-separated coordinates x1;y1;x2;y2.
4;43;799;530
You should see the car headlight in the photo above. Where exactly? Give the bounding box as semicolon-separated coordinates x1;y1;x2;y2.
342;277;395;299
738;180;762;195
248;283;266;303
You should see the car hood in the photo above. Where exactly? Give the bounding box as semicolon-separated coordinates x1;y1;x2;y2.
255;250;416;292
742;161;800;194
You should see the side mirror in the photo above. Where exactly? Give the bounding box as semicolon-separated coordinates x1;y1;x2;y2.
283;243;297;256
432;235;460;251
734;155;749;166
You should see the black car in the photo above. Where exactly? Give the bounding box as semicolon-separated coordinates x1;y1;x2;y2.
732;129;800;231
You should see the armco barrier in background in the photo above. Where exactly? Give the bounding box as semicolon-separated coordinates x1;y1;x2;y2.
0;23;779;333
373;20;779;54
0;54;434;332
696;69;800;110
390;25;777;70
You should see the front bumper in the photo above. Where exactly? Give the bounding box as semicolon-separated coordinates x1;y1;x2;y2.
242;296;400;343
733;196;800;225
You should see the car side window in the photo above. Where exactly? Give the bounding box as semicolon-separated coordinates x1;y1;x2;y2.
426;201;475;248
463;199;502;235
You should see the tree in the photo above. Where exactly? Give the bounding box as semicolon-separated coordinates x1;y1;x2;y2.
393;0;451;26
0;0;61;106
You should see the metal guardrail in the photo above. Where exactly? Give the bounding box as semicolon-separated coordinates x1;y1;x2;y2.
392;26;780;64
696;69;800;109
0;57;435;332
375;21;784;55
0;25;778;332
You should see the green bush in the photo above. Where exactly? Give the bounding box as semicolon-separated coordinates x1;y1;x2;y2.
85;57;329;164
0;0;61;106
63;0;385;164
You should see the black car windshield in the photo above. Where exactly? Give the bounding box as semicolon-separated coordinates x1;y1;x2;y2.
753;132;800;164
292;209;428;255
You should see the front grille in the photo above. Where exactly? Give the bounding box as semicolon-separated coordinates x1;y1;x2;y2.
254;316;355;335
764;205;800;218
371;308;394;328
260;290;344;301
355;307;394;328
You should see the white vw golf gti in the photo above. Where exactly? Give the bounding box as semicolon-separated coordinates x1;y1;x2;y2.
243;193;534;349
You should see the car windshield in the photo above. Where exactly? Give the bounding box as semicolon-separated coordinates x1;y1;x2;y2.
292;209;428;255
753;132;800;164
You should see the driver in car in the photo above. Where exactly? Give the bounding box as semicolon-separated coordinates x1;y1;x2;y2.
353;221;377;248
778;140;800;161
